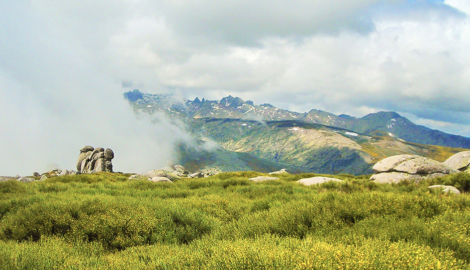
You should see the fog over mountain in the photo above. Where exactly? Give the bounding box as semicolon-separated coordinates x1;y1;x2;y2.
2;0;470;175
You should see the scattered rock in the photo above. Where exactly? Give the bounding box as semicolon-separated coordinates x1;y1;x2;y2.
189;172;204;178
14;175;20;179
444;151;470;172
76;146;114;173
428;185;461;195
19;177;35;183
370;155;456;184
174;165;188;174
269;169;288;175
148;170;180;181
33;172;40;177
148;177;172;183
249;176;279;182
39;175;48;181
59;170;69;177
128;174;147;180
297;177;343;186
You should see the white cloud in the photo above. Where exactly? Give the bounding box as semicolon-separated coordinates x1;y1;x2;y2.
446;0;470;14
2;0;470;176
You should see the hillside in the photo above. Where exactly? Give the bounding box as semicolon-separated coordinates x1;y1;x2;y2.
183;118;466;175
124;90;469;174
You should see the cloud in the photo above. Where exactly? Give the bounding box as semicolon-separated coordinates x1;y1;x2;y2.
2;0;470;175
155;0;401;45
0;2;194;176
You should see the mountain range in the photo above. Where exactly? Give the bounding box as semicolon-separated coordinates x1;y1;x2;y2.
124;89;470;175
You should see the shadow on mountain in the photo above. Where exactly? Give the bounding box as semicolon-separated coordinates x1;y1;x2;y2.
301;147;373;175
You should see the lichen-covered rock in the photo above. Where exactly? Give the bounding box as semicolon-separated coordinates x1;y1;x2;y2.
128;174;146;180
148;170;180;181
428;185;461;195
371;172;422;184
444;151;470;172
148;177;172;183
269;169;288;175
59;170;69;176
76;146;114;173
189;172;204;178
104;148;114;159
249;176;279;182
297;177;343;186
371;155;456;184
19;177;35;183
372;155;419;172
173;165;188;175
394;157;455;174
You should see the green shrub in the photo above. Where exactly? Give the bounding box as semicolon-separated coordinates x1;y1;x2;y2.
0;198;220;250
442;172;470;192
0;172;470;268
0;180;25;194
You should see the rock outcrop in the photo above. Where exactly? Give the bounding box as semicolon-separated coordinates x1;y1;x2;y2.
76;146;114;173
147;169;180;181
428;185;461;195
370;155;456;184
297;177;343;186
249;176;279;182
148;177;172;183
269;169;288;175
444;151;470;172
18;177;35;183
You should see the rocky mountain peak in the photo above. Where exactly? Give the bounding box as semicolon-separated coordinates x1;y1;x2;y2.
220;95;245;108
123;89;143;102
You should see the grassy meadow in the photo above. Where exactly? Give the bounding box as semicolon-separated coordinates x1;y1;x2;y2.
1;171;470;269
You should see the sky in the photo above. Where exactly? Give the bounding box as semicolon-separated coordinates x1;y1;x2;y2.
1;0;470;175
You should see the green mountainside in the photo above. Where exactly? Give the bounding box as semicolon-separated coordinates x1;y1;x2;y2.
125;90;469;174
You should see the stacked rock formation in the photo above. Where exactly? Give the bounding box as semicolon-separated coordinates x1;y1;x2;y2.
444;151;470;173
76;146;114;173
370;155;456;184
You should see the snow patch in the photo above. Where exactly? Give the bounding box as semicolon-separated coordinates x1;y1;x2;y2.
345;132;358;137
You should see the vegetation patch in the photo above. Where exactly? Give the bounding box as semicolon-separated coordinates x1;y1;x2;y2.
0;172;469;269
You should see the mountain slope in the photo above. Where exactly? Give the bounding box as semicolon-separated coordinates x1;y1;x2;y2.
124;90;470;149
124;90;469;174
183;118;466;175
339;112;470;148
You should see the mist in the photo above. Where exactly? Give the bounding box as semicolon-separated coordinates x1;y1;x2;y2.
2;0;470;175
0;2;193;176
